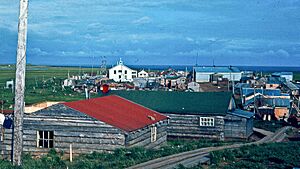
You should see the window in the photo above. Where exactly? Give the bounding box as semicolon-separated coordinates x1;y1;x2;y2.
114;70;116;74
150;126;157;142
119;75;121;79
118;70;122;73
125;70;127;74
199;117;214;127
37;131;54;148
132;75;137;78
132;71;137;74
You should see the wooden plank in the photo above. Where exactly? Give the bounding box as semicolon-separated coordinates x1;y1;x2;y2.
54;131;124;138
55;136;125;145
23;125;122;133
23;120;114;128
126;126;167;146
144;134;167;149
167;125;223;131
54;142;124;151
168;133;220;139
24;117;106;125
127;131;167;147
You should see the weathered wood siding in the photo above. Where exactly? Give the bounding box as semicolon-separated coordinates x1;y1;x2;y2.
1;104;126;158
0;127;13;159
224;114;253;139
245;118;253;138
164;113;225;140
125;120;168;149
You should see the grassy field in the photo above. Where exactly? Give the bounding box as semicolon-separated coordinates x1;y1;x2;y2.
0;65;95;109
0;139;245;169
0;141;299;169
176;142;300;169
294;72;300;81
253;119;284;132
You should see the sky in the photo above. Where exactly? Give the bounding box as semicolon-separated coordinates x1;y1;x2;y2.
0;0;300;66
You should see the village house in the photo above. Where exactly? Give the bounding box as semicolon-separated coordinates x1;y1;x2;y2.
100;91;254;140
108;58;138;82
193;66;242;83
187;82;201;92
0;95;168;158
241;88;291;121
138;70;149;78
272;72;293;82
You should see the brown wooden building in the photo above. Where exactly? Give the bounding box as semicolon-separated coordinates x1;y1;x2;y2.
0;95;168;158
100;91;254;140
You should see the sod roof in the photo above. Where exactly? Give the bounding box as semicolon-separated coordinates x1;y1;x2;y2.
99;91;232;116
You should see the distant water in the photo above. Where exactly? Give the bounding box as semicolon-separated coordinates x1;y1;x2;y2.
51;65;300;72
127;65;300;72
1;64;299;72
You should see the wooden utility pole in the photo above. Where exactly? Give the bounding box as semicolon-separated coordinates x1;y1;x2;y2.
13;0;29;166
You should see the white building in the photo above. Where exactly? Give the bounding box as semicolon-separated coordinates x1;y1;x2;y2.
108;59;137;82
138;70;149;78
193;66;242;83
272;72;293;82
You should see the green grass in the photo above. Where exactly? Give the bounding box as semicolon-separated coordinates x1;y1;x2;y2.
209;142;300;169
0;65;96;109
0;139;244;169
294;72;300;81
1;141;298;169
174;142;300;169
253;119;284;132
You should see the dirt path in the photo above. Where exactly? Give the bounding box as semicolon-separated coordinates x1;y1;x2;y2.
127;126;291;169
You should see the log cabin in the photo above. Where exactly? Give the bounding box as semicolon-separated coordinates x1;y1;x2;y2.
100;91;254;140
0;95;168;158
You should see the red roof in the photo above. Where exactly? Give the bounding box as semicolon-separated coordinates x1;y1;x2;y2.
63;95;168;132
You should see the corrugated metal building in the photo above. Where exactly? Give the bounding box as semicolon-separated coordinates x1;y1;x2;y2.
272;72;293;82
193;66;242;83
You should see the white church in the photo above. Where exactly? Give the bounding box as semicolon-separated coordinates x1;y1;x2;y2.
108;58;138;82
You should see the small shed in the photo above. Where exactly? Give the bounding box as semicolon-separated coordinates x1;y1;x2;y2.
5;80;14;89
187;82;201;92
224;110;254;139
1;95;168;158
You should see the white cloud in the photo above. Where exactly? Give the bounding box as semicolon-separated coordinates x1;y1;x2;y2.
132;16;152;24
125;48;160;56
28;48;48;56
186;37;194;42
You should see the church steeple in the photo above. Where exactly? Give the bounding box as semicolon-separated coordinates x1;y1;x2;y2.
118;58;123;65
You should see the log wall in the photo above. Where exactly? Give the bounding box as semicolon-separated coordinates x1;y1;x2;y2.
125;119;168;149
224;114;253;139
164;113;225;140
0;104;126;158
0;104;169;159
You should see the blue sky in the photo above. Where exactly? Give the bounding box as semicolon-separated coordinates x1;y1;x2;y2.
0;0;300;66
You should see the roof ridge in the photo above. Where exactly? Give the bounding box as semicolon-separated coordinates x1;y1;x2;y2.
63;95;167;132
112;95;168;120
